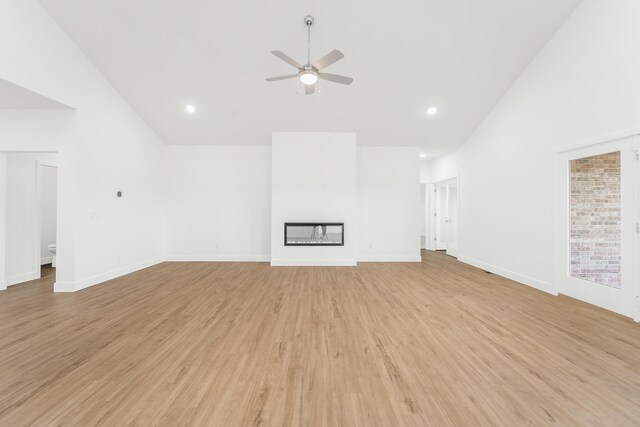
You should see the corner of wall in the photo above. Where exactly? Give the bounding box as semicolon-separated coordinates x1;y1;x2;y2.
53;281;75;292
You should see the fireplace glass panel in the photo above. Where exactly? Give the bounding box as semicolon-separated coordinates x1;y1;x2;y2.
285;223;344;246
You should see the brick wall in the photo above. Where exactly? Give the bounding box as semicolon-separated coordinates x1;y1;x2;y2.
569;151;621;289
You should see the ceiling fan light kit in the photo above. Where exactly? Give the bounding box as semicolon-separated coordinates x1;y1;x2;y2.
299;70;318;86
266;15;353;95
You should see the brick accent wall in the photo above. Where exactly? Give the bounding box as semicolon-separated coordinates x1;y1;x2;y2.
569;151;621;289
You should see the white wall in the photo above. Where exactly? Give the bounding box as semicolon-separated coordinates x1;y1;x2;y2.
4;153;57;286
164;146;271;261
271;132;357;266
357;147;421;262
39;164;57;264
0;0;425;287
0;109;74;152
0;109;77;289
425;0;640;295
164;143;422;265
0;0;165;291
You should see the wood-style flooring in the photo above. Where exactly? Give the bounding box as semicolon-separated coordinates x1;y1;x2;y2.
1;252;639;426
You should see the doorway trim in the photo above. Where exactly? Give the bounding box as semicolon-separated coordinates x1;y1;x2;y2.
0;153;59;290
428;176;459;254
36;161;58;278
554;135;640;322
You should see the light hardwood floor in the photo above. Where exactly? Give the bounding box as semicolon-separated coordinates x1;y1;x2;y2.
1;253;640;426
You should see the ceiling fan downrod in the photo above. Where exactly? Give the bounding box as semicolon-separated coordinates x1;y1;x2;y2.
304;15;314;67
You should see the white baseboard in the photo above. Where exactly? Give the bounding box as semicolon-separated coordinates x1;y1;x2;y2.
53;281;75;292
41;256;53;265
458;255;557;295
0;280;6;291
54;256;165;293
161;254;421;264
357;255;422;263
165;254;270;262
7;271;40;287
271;258;357;267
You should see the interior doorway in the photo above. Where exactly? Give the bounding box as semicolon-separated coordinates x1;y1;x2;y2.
430;177;459;257
38;162;58;269
0;152;58;289
556;135;639;321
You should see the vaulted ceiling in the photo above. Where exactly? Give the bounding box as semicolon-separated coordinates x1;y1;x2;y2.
39;0;580;158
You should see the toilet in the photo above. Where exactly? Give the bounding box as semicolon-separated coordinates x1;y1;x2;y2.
48;244;57;267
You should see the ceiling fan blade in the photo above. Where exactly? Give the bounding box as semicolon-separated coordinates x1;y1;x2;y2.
313;50;344;70
265;74;298;82
319;73;353;85
271;51;302;69
305;84;316;95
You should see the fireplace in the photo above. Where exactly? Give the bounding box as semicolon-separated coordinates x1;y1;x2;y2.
284;223;344;246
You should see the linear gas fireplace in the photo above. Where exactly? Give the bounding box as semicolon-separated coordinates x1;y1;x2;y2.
284;223;344;246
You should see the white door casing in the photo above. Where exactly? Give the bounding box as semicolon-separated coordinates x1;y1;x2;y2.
556;135;639;321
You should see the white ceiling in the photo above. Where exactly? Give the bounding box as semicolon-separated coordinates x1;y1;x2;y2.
0;78;70;109
38;0;580;158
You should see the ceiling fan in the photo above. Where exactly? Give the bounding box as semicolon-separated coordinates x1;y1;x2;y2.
266;15;353;95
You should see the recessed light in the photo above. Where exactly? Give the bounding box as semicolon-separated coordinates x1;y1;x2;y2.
419;153;427;159
185;104;196;114
427;107;438;116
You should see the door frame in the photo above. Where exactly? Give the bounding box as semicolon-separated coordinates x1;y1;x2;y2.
36;161;58;276
0;154;58;290
435;182;448;251
554;135;640;322
429;176;459;255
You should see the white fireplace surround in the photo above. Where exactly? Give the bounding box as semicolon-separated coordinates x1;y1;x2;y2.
270;132;421;266
271;132;358;266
